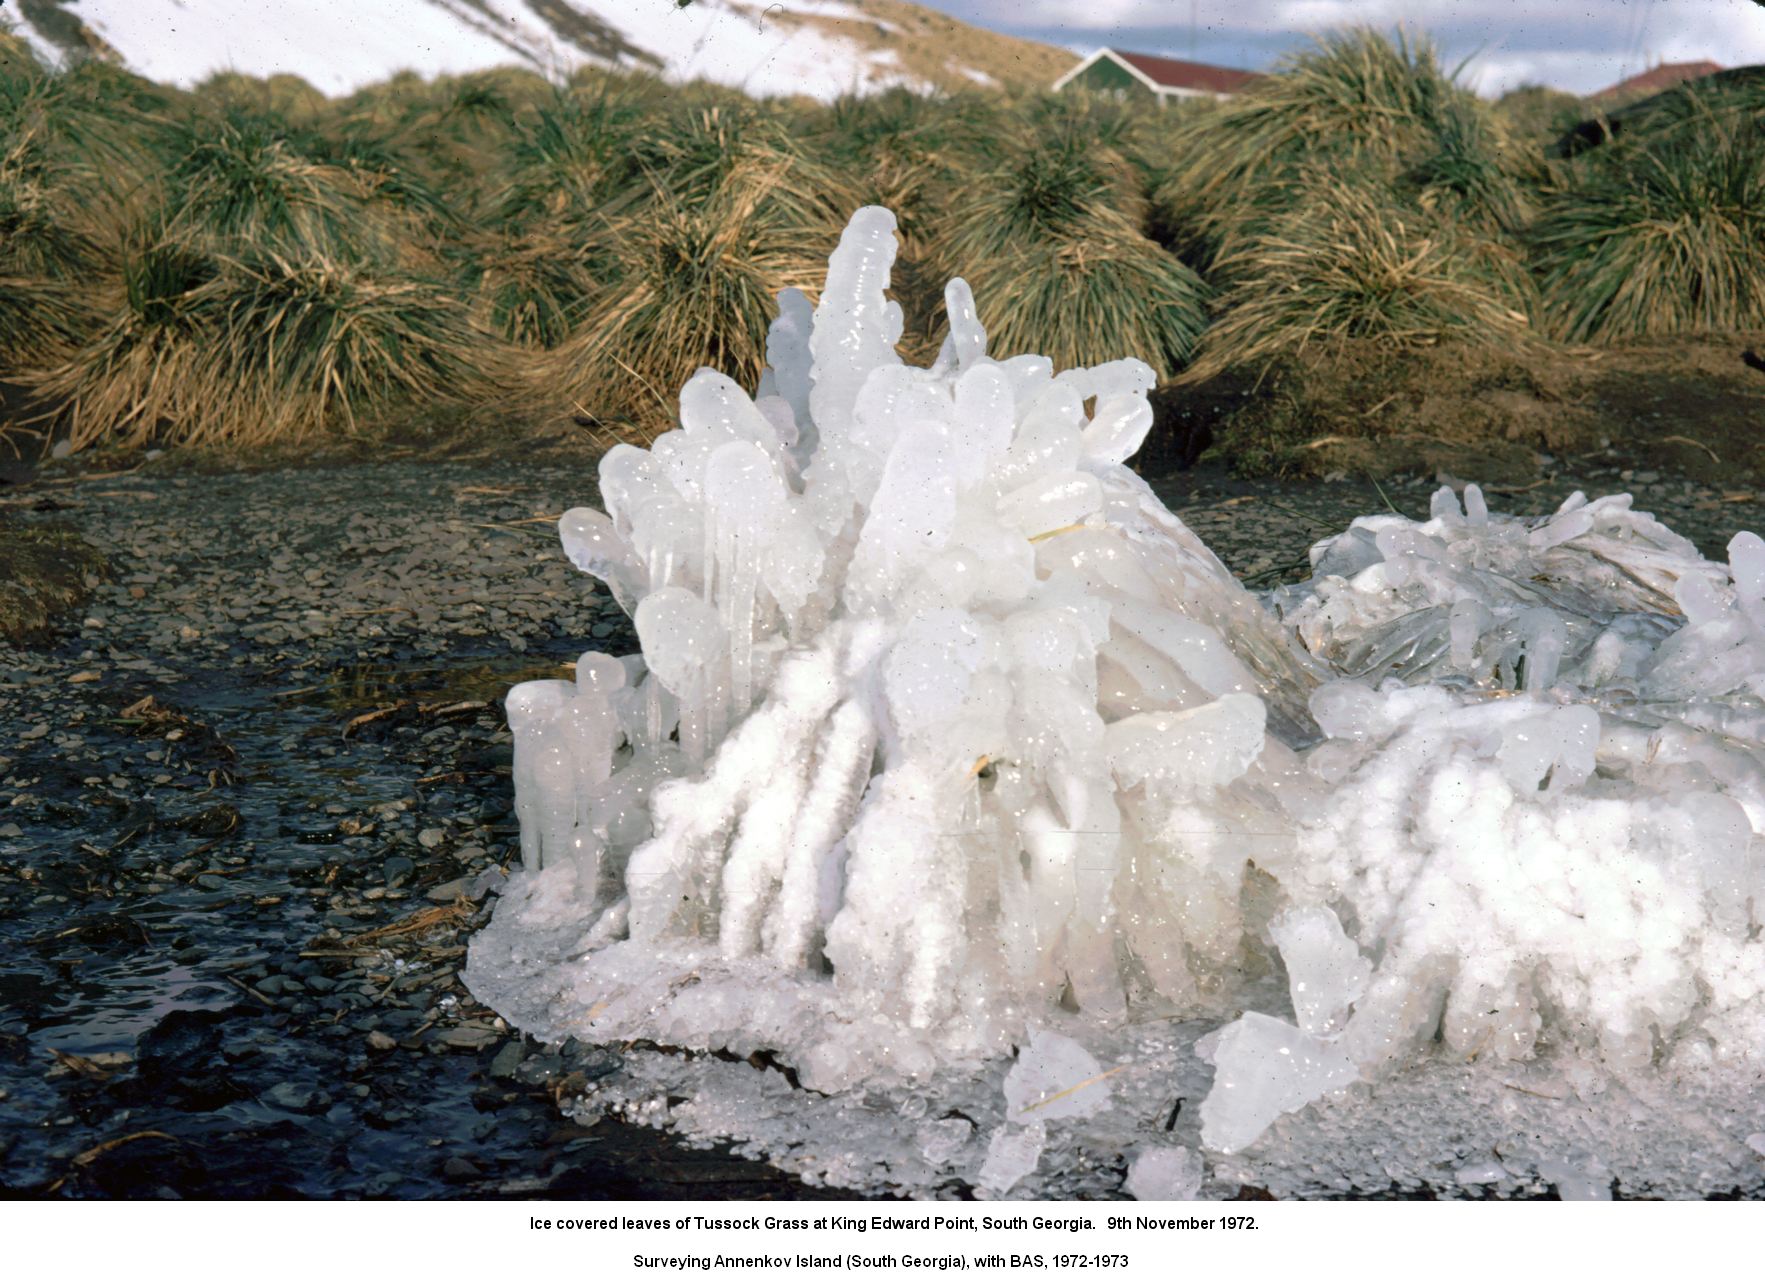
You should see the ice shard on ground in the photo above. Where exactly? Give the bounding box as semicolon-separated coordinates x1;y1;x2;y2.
467;205;1765;1197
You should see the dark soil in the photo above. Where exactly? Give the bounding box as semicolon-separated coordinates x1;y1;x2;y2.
1160;331;1765;488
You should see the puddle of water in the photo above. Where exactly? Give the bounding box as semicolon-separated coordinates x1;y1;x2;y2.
31;958;236;1053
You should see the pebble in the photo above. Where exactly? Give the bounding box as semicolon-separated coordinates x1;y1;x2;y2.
426;877;471;902
264;1081;332;1113
438;1025;500;1050
489;1040;526;1080
367;1031;397;1052
417;828;446;849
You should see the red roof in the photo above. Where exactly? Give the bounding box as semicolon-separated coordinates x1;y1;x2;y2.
1592;60;1722;100
1112;50;1263;95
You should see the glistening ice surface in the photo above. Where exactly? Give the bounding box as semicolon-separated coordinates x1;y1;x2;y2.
465;207;1765;1198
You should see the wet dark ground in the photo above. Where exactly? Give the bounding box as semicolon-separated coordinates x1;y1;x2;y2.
1;444;1760;1199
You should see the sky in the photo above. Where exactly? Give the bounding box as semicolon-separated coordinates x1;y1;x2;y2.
931;0;1765;96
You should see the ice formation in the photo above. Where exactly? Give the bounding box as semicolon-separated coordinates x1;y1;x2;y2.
467;206;1765;1197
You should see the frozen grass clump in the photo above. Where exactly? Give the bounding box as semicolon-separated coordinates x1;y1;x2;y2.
468;205;1765;1197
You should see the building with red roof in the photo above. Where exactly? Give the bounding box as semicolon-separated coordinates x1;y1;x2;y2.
1053;48;1262;103
1591;60;1722;101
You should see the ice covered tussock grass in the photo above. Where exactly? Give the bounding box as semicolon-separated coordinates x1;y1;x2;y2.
467;206;1765;1196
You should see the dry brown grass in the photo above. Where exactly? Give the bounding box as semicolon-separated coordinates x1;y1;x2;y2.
775;0;1076;94
533;167;838;436
32;243;493;450
1187;178;1537;380
1534;117;1765;343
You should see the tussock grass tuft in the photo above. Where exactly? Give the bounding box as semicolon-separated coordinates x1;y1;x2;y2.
35;238;488;449
1494;84;1585;149
191;72;328;124
959;228;1212;376
538;173;835;436
163;112;433;260
460;228;598;348
927;121;1206;374
494;85;647;231
627;103;856;226
0;176;101;365
0;49;154;376
813;87;968;243
1156;28;1534;259
1533;118;1765;343
1189;179;1535;378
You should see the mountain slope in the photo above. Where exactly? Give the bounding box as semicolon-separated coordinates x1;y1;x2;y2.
6;0;1075;100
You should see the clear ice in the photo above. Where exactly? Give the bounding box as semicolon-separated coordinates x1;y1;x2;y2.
466;206;1765;1199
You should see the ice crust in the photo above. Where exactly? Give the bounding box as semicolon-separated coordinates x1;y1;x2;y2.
466;206;1765;1198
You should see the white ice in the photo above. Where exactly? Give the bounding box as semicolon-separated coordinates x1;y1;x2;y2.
1125;1146;1204;1201
467;205;1765;1199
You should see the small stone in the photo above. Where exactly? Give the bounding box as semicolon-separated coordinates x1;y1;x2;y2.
383;855;415;887
426;877;470;902
264;1081;331;1113
437;1025;499;1050
0;824;21;838
514;1054;563;1086
489;1040;525;1080
442;1155;480;1182
417;828;445;849
67;670;101;684
367;1030;397;1052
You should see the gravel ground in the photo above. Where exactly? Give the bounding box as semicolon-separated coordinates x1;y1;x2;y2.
1;446;1760;1199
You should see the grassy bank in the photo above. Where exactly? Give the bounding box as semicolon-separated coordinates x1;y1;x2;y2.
2;23;1762;479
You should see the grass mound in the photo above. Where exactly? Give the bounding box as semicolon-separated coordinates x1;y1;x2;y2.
1156;28;1535;259
956;228;1211;377
0;48;159;378
1190;179;1535;377
163;111;442;262
35;239;488;450
0;169;101;366
539;174;835;437
927;121;1206;374
1534;118;1765;342
493;84;647;232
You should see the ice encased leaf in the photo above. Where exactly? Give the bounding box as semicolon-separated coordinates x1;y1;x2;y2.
1002;1029;1112;1123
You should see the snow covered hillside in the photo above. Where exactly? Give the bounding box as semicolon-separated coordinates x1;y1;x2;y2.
5;0;1071;101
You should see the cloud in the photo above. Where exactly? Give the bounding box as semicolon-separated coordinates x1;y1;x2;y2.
934;0;1765;95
